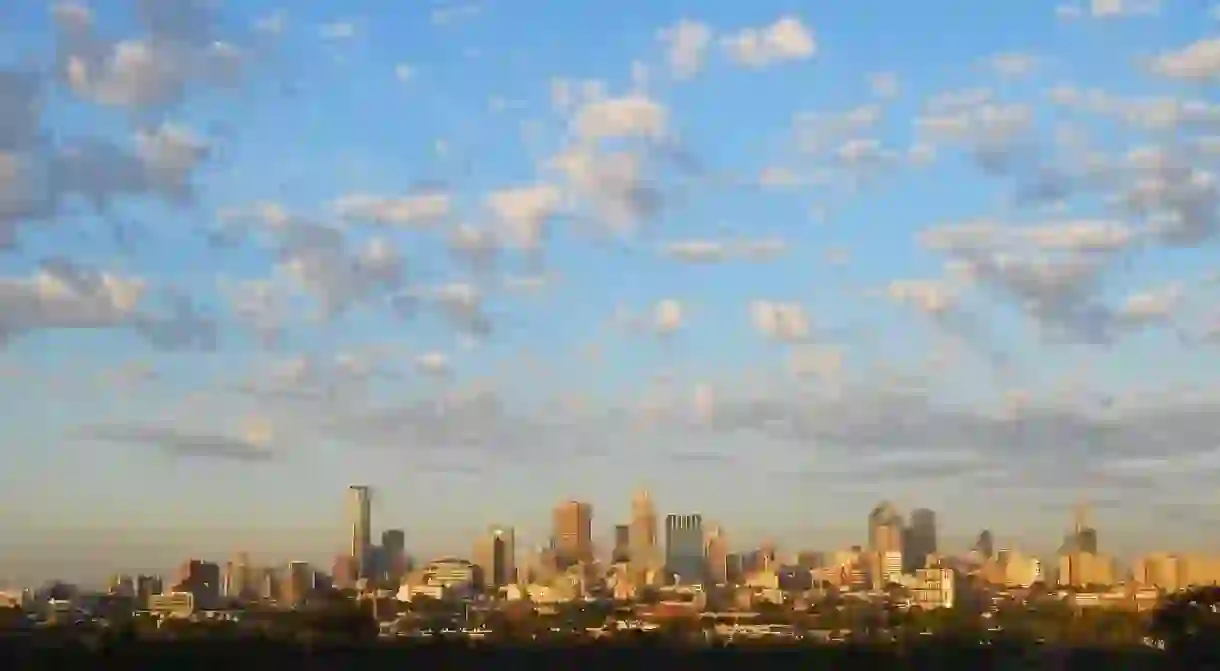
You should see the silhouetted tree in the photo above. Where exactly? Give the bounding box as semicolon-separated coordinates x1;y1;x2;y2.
1150;585;1220;664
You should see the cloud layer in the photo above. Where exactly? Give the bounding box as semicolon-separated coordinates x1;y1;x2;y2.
2;0;1219;567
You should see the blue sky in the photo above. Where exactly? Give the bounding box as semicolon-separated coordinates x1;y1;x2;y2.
2;0;1220;584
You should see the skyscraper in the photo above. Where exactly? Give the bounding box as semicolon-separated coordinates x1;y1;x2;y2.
665;514;706;585
905;508;938;572
705;524;729;585
552;500;593;567
347;485;372;579
612;524;631;563
975;529;995;559
629;489;657;571
868;501;904;555
381;529;406;583
474;525;516;589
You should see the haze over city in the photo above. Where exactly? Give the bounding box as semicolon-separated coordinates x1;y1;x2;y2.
2;0;1220;584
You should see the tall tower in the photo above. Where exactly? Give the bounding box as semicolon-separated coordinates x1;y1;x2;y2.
868;501;904;555
612;524;631;563
905;508;937;572
705;524;729;585
552;500;593;567
474;525;516;589
665;514;706;585
347;485;372;579
629;489;658;571
1073;502;1098;554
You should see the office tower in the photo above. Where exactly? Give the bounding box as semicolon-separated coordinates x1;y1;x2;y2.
474;525;516;589
665;514;706;585
1057;551;1114;588
629;489;658;571
905;508;937;572
1075;503;1098;554
332;554;357;589
725;553;744;584
348;485;373;578
1133;553;1180;591
381;529;406;583
759;540;778;569
868;501;904;555
552;500;593;567
284;561;313;606
612;524;631;563
705;524;729;585
135;576;162;608
1059;502;1098;555
175;559;221;609
975;529;995;559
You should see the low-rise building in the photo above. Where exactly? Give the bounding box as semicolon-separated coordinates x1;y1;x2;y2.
911;568;954;610
148;591;195;619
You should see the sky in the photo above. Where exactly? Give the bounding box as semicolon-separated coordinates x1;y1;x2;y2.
1;0;1220;584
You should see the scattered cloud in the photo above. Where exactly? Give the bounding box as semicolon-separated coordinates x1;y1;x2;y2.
721;16;817;68
74;422;278;461
659;19;713;80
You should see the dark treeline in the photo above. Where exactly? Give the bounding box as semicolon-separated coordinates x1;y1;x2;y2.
0;636;1196;670
3;585;1218;668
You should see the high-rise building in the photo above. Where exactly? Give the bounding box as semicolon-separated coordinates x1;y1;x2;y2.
474;525;516;589
1058;551;1114;587
975;529;995;559
868;501;904;555
284;561;314;606
665;514;706;585
612;524;631;563
552;500;593;567
905;508;937;572
629;489;657;571
331;554;357;589
175;560;221;609
381;529;406;584
705;524;729;585
1059;502;1098;555
347;485;373;579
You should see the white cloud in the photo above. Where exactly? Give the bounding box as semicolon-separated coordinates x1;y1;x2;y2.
659;19;713;80
1148;38;1220;81
571;95;669;142
485;184;563;250
751;300;811;342
331;193;451;227
721;16;816;68
0;261;146;342
653;298;684;334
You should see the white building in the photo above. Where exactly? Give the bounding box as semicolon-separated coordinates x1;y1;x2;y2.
423;558;476;589
912;568;954;609
882;551;903;584
148;592;195;618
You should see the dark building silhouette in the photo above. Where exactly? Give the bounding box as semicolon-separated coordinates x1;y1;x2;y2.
664;514;706;585
612;524;631;563
380;529;406;584
975;530;994;559
905;508;938;572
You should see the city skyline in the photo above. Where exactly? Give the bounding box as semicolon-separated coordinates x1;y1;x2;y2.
0;484;1174;587
4;0;1220;584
